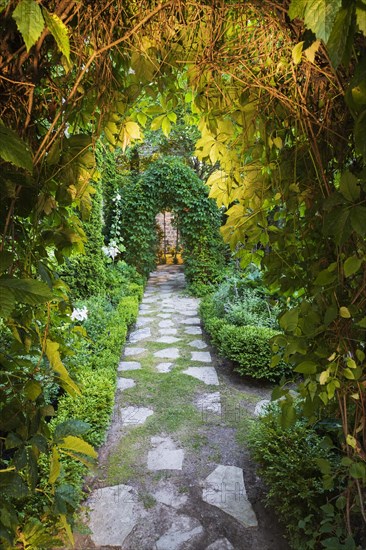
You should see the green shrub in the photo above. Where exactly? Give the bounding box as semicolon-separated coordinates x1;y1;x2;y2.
200;295;289;381
248;405;348;549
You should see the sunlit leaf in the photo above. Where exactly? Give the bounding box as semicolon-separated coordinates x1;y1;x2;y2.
0;124;33;172
12;0;45;52
42;9;70;61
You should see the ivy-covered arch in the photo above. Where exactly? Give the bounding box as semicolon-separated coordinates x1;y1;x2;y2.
119;157;226;293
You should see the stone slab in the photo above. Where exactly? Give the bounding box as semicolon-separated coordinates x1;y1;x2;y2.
156;336;181;344
157;313;172;319
180;317;201;325
154;348;180;360
129;327;151;343
117;378;136;391
124;347;146;357
254;399;271;416
147;436;184;471
191;351;212;363
156;362;174;373
152;480;188;509
183;367;219;386
118;361;141;371
159;320;175;328
188;339;207;349
135;317;154;328
185;326;203;335
202;465;258;528
206;538;235;550
155;515;203;550
120;406;153;427
87;484;147;547
159;328;178;336
196;392;221;416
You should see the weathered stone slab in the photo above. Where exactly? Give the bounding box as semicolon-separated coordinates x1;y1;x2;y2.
118;361;141;371
183;367;219;386
155;362;174;373
191;351;212;363
159;328;178;336
152;481;188;509
142;297;159;304
87;484;147;547
136;317;154;328
156;336;181;344
202;465;258;528
117;378;136;391
139;305;152;313
154;348;180;360
157;313;172;319
206;538;235;549
120;406;153;427
188;339;207;349
180;317;201;325
159;319;175;328
196;392;221;416
124;347;146;357
147;436;184;470
185;326;203;335
129;327;151;343
155;515;203;550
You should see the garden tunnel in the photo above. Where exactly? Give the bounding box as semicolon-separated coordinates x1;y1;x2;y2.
118;157;226;292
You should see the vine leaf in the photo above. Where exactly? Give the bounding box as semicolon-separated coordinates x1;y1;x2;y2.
0;124;33;172
42;9;70;62
45;340;81;397
59;435;97;459
356;5;366;35
12;0;45;52
0;278;53;305
292;41;304;64
304;0;342;43
344;256;362;278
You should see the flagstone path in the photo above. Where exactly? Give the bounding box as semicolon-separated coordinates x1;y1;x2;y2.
76;265;288;549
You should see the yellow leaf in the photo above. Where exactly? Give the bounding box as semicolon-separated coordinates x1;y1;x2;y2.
124;121;141;140
273;136;283;149
319;370;330;385
45;339;80;396
339;306;351;318
346;434;357;449
59;515;74;547
49;447;61;484
161;116;171;137
59;435;97;458
292;42;304;65
304;40;321;63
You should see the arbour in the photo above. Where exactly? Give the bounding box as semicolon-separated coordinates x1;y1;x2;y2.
118;157;226;292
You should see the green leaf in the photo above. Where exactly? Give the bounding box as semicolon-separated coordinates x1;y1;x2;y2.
288;0;306;20
339;171;360;202
45;339;80;396
54;420;91;441
349;462;366;479
355;110;366;160
0;124;33;172
350;206;366;235
0;287;15;318
0;251;13;273
0;277;53;305
24;380;42;401
339;306;351;318
59;435;97;459
344;256;362;277
294;360;318;374
325;6;354;68
356;5;366;35
279;308;299;332
12;0;45;52
323;208;352;245
304;0;342;43
42;9;70;61
161;116;171;137
292;41;304;64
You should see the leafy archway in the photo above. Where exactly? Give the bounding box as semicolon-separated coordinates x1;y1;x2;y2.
118;157;226;293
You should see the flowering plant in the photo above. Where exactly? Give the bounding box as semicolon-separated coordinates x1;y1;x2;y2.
70;305;88;321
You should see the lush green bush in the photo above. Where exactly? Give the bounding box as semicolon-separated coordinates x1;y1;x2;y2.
200;289;289;381
248;405;354;549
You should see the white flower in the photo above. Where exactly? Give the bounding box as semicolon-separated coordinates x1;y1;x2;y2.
70;306;88;321
128;67;135;75
102;242;120;259
114;193;121;201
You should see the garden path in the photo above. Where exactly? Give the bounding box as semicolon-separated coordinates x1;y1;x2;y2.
76;265;288;549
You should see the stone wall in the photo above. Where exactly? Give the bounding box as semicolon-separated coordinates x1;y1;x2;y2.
156;212;179;250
